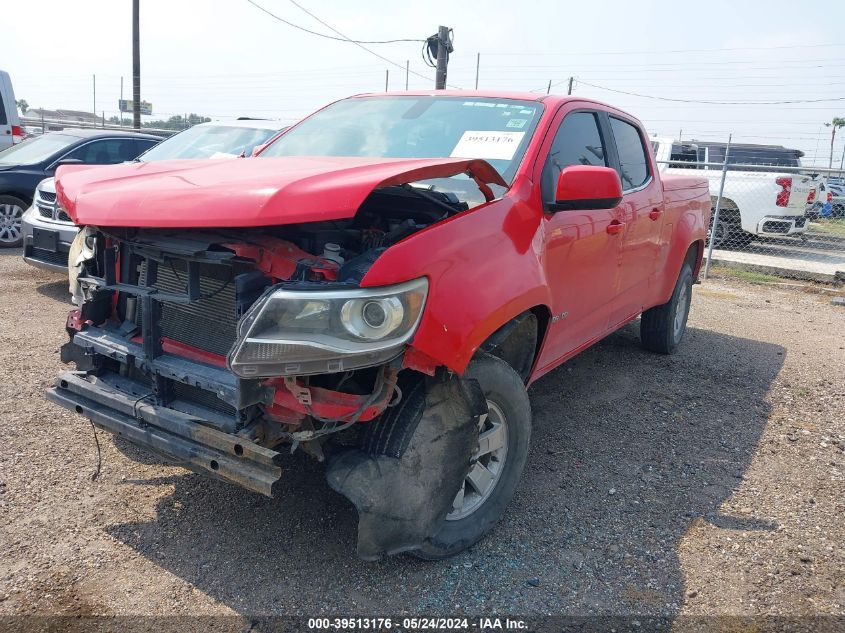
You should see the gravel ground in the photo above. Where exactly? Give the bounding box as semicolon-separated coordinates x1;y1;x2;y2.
0;249;843;622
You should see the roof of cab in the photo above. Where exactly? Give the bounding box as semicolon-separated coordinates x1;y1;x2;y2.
351;90;607;107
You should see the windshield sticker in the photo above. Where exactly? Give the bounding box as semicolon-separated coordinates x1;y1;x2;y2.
450;131;526;160
506;119;527;129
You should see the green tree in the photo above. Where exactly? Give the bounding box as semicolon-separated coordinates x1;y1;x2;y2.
15;99;28;114
142;113;211;130
825;117;845;169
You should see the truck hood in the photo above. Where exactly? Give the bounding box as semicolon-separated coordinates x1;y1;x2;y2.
55;156;507;228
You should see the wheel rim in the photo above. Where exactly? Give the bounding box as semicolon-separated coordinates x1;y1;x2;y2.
707;216;728;248
673;281;690;341
446;400;509;521
0;203;24;244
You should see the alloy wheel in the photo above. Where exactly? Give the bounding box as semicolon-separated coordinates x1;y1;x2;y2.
0;203;24;245
446;400;509;521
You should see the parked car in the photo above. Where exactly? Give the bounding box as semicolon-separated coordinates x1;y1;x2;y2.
829;180;845;217
48;92;710;560
1;130;159;248
653;138;815;247
136;118;287;161
806;178;844;219
21;119;287;269
0;70;23;151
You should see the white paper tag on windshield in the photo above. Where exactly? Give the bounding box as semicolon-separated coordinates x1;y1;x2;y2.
450;130;525;160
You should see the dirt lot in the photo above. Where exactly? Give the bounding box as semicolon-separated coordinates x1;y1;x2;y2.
0;249;843;623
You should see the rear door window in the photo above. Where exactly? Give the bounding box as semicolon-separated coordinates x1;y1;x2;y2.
609;117;650;190
541;111;608;203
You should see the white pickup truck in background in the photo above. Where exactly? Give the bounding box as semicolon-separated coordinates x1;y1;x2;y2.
652;138;816;248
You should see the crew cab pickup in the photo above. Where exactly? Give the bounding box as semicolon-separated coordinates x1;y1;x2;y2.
653;138;815;247
48;92;711;560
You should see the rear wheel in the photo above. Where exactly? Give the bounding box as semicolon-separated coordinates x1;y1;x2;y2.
640;262;693;355
707;213;730;249
708;210;753;250
0;195;26;248
364;355;531;559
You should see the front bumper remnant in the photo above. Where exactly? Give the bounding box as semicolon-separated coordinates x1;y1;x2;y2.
46;371;283;496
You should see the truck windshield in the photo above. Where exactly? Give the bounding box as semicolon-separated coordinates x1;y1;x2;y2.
260;96;544;184
0;133;78;165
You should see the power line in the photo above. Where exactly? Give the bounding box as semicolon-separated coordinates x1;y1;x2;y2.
246;0;423;43
577;80;845;105
481;42;845;57
284;0;460;89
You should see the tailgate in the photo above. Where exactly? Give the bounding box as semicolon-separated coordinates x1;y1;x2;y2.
787;175;815;212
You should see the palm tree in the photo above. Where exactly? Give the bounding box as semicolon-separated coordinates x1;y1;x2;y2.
825;117;845;169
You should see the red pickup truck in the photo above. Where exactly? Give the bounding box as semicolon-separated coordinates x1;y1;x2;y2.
48;92;710;560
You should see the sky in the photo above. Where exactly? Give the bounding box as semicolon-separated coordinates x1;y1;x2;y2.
3;0;845;165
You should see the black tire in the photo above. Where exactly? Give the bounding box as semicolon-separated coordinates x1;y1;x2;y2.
707;214;730;249
640;262;693;355
363;355;532;560
731;229;754;248
0;194;27;248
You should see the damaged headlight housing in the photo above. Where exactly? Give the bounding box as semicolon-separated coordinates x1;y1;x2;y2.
228;278;429;377
68;226;97;306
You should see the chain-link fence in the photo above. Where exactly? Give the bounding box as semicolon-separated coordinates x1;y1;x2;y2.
654;142;845;283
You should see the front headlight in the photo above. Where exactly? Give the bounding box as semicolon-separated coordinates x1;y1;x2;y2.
228;278;428;378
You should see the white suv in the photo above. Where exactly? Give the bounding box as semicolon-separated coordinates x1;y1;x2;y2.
0;70;23;150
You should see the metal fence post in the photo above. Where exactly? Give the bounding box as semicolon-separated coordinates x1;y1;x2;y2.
703;134;732;280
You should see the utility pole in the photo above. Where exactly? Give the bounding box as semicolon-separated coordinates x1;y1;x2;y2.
93;74;96;117
475;53;480;89
434;25;451;90
132;0;141;130
567;76;573;95
385;69;389;92
405;60;409;90
119;76;124;126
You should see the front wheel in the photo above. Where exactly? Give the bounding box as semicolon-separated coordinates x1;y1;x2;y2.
640;262;693;355
416;355;531;559
364;355;532;560
0;195;26;248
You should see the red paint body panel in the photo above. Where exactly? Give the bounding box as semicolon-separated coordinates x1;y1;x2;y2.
362;97;709;382
55;156;505;228
58;92;710;389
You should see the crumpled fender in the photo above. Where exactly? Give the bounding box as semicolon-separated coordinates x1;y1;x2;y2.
326;375;486;560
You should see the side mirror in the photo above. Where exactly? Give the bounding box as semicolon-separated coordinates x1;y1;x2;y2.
551;165;622;212
48;158;84;173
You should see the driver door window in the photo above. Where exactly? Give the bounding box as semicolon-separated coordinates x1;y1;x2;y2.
540;111;607;203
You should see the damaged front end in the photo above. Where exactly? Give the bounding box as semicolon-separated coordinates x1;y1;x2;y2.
47;171;496;557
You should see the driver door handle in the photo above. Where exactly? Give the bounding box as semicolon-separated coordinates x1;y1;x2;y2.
606;220;625;235
649;208;662;221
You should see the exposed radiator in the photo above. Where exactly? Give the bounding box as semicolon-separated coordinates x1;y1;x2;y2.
136;258;268;357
